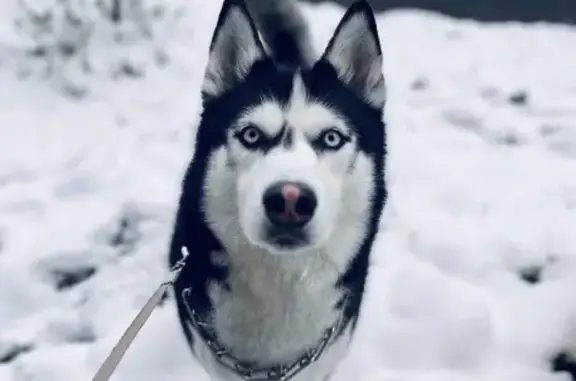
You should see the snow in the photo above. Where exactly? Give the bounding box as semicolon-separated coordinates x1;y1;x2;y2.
1;0;576;380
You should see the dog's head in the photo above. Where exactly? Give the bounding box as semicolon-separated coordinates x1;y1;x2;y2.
196;0;386;256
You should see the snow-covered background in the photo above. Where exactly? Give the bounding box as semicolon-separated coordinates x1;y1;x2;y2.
1;0;576;380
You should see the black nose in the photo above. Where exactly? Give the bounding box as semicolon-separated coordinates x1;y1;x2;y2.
262;181;317;228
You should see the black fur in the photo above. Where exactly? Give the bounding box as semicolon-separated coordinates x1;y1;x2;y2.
168;0;386;366
244;0;315;67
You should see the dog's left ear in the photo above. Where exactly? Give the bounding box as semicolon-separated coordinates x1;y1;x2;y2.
321;1;385;108
202;0;266;99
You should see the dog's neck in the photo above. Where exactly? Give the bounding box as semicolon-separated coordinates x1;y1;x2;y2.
206;242;347;366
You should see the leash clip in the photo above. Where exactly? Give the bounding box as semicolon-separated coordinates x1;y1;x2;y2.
90;246;190;381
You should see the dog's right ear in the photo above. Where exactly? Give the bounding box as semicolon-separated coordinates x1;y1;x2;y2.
202;0;266;99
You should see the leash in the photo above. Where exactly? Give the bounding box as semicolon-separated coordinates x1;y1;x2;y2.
90;247;190;381
90;246;344;381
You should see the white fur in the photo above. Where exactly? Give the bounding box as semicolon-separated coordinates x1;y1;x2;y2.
233;77;352;255
201;73;374;377
189;320;353;381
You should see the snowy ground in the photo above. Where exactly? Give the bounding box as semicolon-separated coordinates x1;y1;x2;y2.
1;0;576;380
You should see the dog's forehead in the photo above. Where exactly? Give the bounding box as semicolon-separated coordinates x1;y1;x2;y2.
238;74;346;135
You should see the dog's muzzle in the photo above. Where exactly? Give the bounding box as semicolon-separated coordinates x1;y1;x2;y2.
262;181;317;248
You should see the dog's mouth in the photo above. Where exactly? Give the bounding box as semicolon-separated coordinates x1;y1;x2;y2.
261;226;310;253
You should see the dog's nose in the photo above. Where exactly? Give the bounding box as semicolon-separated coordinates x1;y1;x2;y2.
262;181;317;228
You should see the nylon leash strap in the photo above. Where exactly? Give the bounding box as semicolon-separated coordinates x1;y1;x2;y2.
90;247;190;381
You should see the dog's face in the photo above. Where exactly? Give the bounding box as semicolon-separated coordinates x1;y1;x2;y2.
226;78;364;254
198;0;386;256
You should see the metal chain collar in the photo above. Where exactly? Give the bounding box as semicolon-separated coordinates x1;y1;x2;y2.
181;287;347;381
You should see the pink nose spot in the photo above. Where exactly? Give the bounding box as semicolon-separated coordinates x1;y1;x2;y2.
281;184;300;202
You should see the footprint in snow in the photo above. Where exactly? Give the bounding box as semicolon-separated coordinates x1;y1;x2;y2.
35;253;97;291
0;342;33;364
508;90;530;107
93;203;163;256
551;351;576;380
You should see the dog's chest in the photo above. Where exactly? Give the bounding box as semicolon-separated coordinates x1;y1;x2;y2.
206;253;342;365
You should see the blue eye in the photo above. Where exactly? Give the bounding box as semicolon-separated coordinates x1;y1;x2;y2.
236;125;264;148
323;130;343;148
316;129;349;150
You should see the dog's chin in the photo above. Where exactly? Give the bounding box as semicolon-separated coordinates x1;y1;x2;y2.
244;226;319;256
240;212;333;256
260;236;312;256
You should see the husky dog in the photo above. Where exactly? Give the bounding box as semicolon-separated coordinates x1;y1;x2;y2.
168;0;387;379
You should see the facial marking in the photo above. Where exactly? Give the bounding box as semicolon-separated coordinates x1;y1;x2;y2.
238;101;284;137
284;74;350;140
234;73;351;154
282;127;294;148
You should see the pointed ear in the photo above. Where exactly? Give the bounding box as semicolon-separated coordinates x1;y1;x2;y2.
321;1;385;108
202;0;266;99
